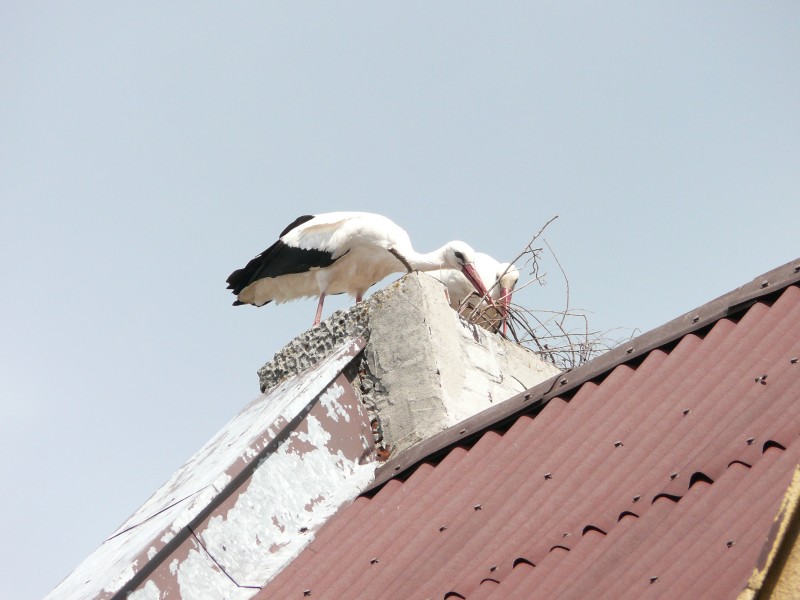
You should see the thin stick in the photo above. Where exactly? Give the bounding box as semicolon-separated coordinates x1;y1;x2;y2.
544;238;569;328
467;215;559;322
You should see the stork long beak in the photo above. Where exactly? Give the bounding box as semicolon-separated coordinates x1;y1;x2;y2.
461;263;495;307
500;287;512;335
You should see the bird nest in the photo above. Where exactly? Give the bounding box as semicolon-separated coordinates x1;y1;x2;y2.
458;216;636;372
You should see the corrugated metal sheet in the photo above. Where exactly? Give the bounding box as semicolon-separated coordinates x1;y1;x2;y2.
367;259;800;492
260;281;800;600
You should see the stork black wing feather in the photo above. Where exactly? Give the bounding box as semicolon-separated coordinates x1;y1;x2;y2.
278;214;316;237
226;239;337;295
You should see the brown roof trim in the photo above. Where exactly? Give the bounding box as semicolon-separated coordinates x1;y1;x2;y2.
367;258;800;492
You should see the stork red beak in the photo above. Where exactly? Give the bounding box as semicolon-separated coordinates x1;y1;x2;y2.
461;263;494;306
500;287;512;335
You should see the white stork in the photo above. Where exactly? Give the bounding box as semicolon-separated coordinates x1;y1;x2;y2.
226;212;491;325
430;253;519;334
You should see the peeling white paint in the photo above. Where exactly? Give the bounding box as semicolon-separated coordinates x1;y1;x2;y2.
319;381;350;422
211;472;232;494
175;548;256;600
49;487;219;600
299;415;330;446
196;414;376;587
128;579;162;600
147;546;157;560
44;341;367;600
104;559;138;595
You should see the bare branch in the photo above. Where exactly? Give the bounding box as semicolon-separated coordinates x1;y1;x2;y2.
466;215;559;322
454;217;632;371
543;238;569;328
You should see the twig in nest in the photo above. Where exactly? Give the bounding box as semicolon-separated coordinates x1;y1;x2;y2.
457;216;631;371
466;215;559;323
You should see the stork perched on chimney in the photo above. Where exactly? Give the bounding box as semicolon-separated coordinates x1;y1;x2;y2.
226;212;491;326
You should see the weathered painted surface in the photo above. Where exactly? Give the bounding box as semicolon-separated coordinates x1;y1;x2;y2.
738;465;800;600
45;339;375;600
186;372;375;589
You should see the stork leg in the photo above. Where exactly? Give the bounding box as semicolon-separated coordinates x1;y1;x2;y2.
314;292;326;326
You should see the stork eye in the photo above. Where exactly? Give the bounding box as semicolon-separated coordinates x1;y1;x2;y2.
454;251;465;262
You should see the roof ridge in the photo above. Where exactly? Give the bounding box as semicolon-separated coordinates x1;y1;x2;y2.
368;258;800;492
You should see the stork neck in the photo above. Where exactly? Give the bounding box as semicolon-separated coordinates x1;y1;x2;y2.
403;246;450;272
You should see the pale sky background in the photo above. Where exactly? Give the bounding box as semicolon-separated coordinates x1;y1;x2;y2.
1;3;798;598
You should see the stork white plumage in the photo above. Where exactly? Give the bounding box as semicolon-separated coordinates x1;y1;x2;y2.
226;212;491;325
430;253;519;334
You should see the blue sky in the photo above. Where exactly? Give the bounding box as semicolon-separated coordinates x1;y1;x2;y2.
1;3;798;598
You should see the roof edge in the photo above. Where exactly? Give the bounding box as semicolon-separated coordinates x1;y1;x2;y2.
368;257;800;492
738;465;800;599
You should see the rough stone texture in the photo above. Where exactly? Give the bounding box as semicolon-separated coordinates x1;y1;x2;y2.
257;303;370;393
258;272;561;456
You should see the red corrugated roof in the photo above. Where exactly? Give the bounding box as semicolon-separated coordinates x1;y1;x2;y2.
259;274;800;599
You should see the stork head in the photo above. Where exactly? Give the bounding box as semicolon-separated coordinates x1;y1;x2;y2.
443;241;492;303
